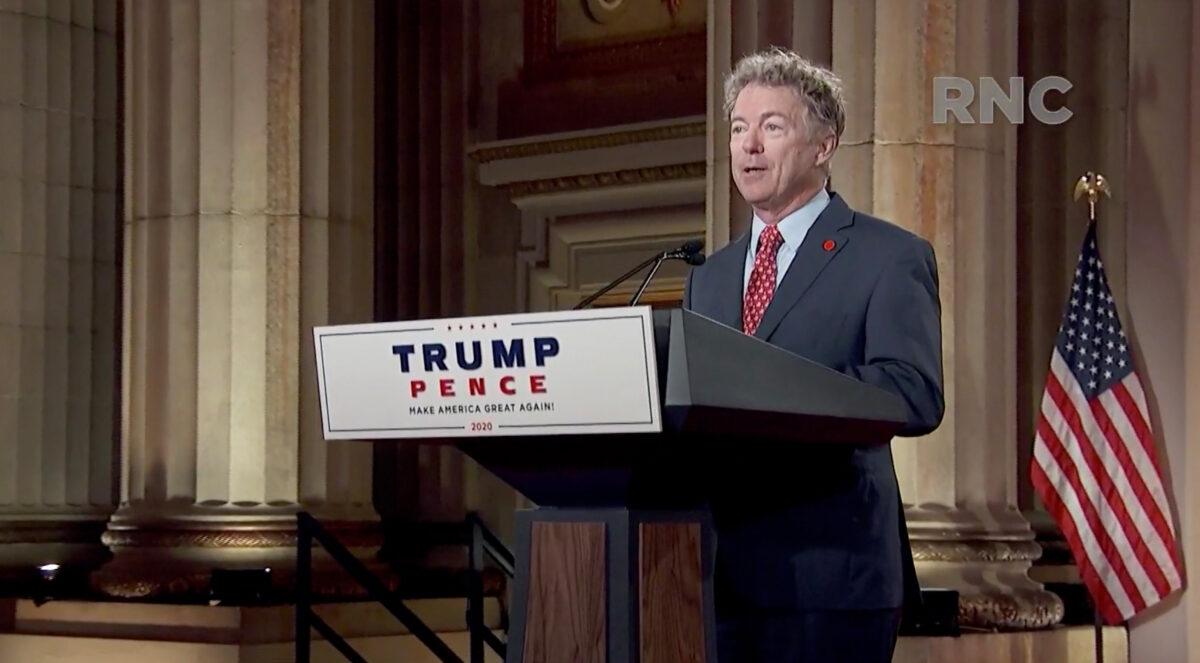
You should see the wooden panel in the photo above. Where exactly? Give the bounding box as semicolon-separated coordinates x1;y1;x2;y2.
498;0;706;137
639;522;705;663
522;0;704;82
522;522;607;663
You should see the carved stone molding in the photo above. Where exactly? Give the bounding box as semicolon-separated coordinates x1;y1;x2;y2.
910;539;1044;563
470;122;705;163
504;162;705;197
92;519;386;600
504;163;705;199
91;561;392;600
100;521;381;549
959;589;1066;630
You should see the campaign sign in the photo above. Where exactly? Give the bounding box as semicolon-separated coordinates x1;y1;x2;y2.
313;307;662;439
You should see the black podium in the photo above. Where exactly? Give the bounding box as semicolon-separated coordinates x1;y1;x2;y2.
455;309;907;663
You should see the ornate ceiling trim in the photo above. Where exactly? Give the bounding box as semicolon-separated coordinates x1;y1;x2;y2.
503;161;705;197
470;121;706;164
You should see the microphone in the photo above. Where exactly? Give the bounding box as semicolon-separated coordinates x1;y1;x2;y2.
573;238;706;310
629;239;704;306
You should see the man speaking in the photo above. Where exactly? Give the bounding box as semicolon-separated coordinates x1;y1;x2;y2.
684;49;945;662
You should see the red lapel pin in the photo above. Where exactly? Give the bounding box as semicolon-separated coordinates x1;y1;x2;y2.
822;239;836;252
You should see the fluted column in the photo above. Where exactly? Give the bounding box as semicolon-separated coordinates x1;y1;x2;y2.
833;0;1062;628
0;0;119;586
1015;0;1130;582
94;0;376;599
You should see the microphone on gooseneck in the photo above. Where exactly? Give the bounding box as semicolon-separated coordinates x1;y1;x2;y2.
665;239;707;266
572;238;706;310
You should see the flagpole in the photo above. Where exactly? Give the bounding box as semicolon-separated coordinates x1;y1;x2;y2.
1074;170;1111;663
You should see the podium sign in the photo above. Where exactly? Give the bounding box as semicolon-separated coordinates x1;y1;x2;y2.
314;307;661;439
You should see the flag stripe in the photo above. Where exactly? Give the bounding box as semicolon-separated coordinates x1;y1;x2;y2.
1031;222;1182;624
1120;370;1152;424
1037;388;1151;612
1111;381;1178;539
1048;354;1178;598
1112;380;1161;466
1032;440;1132;623
1083;398;1175;598
1104;383;1177;535
1102;384;1183;577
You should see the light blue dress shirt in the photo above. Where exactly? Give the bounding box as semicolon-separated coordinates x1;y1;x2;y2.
743;187;831;294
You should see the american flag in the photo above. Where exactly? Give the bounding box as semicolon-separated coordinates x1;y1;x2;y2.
1031;222;1183;624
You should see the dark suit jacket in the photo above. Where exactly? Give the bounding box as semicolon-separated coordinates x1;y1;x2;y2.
683;192;944;612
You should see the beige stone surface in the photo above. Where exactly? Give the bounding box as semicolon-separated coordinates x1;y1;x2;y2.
896;626;1128;663
103;0;377;596
0;0;117;578
0;597;1122;663
1123;0;1197;661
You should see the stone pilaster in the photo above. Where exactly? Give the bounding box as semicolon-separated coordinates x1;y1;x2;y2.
93;0;377;599
0;0;119;587
1015;0;1130;586
833;0;1062;628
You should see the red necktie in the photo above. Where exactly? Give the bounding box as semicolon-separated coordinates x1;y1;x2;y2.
743;225;783;335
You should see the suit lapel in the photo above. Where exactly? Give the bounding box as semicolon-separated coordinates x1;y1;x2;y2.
714;230;751;330
753;194;855;342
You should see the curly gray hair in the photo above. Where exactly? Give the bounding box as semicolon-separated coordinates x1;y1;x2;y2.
724;48;846;141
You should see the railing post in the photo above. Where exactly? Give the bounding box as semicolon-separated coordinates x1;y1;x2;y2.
468;517;485;663
296;512;313;663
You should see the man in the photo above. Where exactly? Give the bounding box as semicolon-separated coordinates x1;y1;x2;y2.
683;49;944;662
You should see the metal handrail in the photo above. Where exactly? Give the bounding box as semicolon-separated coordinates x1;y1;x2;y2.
466;513;515;661
295;512;465;663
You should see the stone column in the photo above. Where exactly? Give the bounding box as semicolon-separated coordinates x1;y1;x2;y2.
833;0;1062;628
93;0;377;599
1015;0;1130;583
0;0;119;587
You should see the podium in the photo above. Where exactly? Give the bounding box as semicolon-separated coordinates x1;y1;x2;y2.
314;308;907;663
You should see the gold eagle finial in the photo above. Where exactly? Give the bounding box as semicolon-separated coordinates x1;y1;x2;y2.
1073;172;1111;221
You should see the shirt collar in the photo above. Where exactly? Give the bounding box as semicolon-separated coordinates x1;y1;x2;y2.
750;187;831;252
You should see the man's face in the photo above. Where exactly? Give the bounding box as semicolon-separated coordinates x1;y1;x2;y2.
729;83;832;223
